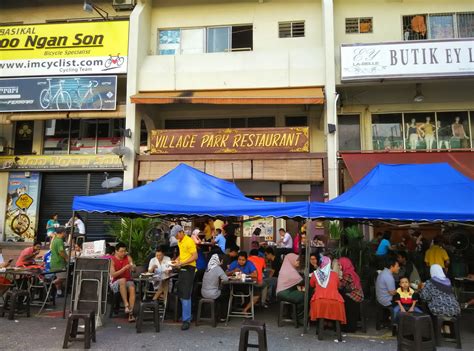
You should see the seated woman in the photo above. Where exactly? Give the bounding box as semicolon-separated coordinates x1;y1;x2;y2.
339;257;364;332
310;256;346;327
148;247;171;301
201;253;229;322
276;253;304;323
309;253;319;272
420;264;460;321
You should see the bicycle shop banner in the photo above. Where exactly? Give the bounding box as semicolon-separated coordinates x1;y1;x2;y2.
0;76;117;112
0;21;128;77
5;172;41;242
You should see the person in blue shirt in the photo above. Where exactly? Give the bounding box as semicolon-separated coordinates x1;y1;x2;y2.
226;251;257;278
376;231;396;269
226;251;258;314
213;228;226;254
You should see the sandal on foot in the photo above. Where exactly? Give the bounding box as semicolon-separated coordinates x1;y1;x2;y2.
128;313;136;322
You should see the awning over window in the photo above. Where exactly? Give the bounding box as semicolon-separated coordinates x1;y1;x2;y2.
130;87;325;105
340;151;474;182
2;105;126;122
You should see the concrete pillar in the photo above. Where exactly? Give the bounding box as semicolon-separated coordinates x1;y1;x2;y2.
322;0;338;199
123;0;152;189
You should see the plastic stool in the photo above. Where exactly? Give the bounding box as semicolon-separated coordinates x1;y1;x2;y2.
238;320;268;351
63;310;96;349
136;301;160;333
316;318;342;341
397;312;435;351
196;298;216;327
278;301;298;328
433;315;461;349
1;289;30;320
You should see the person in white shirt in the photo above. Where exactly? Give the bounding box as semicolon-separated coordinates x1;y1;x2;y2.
148;247;172;300
66;214;86;244
278;228;293;254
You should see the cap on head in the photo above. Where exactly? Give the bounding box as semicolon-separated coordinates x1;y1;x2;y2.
170;225;184;237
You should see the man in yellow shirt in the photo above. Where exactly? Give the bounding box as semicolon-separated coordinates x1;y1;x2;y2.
171;225;197;331
425;237;450;269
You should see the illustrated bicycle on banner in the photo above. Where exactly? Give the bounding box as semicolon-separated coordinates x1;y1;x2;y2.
104;53;125;69
39;79;72;110
72;78;103;110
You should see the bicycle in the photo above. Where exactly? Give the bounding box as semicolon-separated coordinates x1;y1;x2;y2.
6;206;31;236
73;78;103;110
39;79;72;110
104;53;125;69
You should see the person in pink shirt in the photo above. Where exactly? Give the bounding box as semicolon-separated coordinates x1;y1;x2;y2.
16;241;42;267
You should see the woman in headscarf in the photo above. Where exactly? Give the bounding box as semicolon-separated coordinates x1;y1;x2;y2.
420;264;460;318
310;256;346;325
201;253;229;322
190;228;202;245
276;253;304;323
338;257;364;332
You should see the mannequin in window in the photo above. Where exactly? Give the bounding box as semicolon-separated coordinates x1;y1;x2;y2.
437;120;451;150
451;116;468;148
406;118;420;150
420;116;435;151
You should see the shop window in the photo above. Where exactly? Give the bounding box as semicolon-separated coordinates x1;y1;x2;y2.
345;18;373;34
285;116;308;127
165;117;275;129
14;121;34;155
44;120;70;154
43;119;124;155
158;25;253;55
458;13;474;38
97;119;124;154
403;12;474;40
436;111;471;149
247;117;275;128
404;112;436;151
338;115;361;151
278;21;305;38
371;113;404;151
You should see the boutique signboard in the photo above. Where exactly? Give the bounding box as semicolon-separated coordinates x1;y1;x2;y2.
341;39;474;81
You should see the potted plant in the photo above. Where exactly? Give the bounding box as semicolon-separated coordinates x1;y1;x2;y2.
107;217;161;272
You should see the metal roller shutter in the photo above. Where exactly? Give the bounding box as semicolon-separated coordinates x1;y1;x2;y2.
38;172;123;242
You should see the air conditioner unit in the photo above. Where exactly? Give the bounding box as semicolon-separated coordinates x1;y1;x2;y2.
112;0;136;11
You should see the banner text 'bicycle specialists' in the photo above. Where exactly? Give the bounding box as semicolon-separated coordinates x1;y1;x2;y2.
0;21;128;77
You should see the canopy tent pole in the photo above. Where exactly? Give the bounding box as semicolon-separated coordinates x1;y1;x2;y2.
303;216;312;333
128;218;133;254
63;210;76;319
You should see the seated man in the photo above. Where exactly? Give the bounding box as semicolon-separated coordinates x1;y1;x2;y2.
227;251;258;314
249;249;266;307
396;251;420;285
148;247;171;300
222;246;239;271
110;242;136;322
375;256;400;329
16;241;42;267
264;247;282;304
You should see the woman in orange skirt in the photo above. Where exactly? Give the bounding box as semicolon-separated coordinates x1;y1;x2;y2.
310;256;346;324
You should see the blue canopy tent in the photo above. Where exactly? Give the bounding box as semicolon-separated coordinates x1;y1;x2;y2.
309;163;474;222
72;163;309;217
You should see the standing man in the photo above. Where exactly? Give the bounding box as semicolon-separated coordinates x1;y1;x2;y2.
213;228;226;254
425;237;450;271
110;242;136;322
172;225;197;331
50;227;68;297
278;228;293;255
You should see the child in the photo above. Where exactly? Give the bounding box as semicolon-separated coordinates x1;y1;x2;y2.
393;277;422;322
